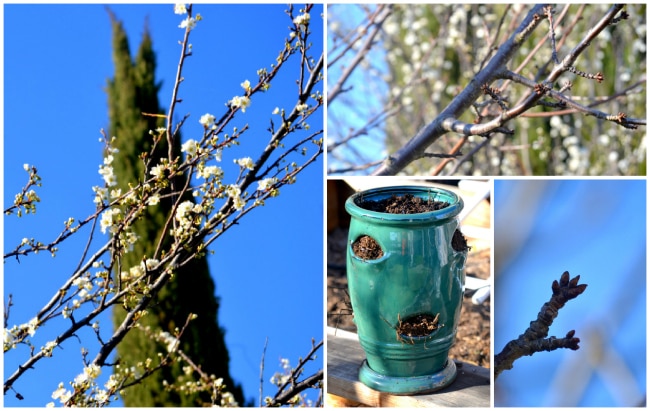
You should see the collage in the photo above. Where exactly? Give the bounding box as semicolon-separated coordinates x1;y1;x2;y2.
3;3;647;408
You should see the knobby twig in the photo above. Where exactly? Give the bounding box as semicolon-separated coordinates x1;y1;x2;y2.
494;271;587;379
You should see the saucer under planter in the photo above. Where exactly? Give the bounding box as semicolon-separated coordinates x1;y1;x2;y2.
345;185;468;395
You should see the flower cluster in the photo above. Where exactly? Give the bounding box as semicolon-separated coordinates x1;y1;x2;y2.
159;331;180;354
225;185;245;211
257;177;277;192
150;163;166;179
4;317;39;352
234;157;254;170
293;12;310;26
172;200;204;240
181;139;200;158
98;151;119;187
229;95;251;113
270;358;292;386
199;113;216;129
48;364;107;407
197;164;223;180
100;208;121;234
92;140;120;205
121;258;160;283
72;275;94;300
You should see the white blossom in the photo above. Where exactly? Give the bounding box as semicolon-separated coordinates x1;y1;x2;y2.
98;164;117;187
147;194;160;206
235;157;254;170
160;331;180;353
181;139;199;157
198;165;223;179
257;177;277;191
179;16;196;30
150;164;165;178
229;95;251;113
293;12;310;26
51;383;71;403
100;208;121;234
95;389;109;404
27;317;39;337
84;364;101;380
142;259;160;271
174;4;187;14
221;391;238;407
226;185;241;199
199;113;216;128
233;196;245;211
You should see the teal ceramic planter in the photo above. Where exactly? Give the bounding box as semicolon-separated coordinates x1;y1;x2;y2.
345;186;467;395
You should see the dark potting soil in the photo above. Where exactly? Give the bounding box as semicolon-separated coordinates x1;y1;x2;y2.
397;313;440;339
352;235;383;260
356;193;449;214
452;229;471;252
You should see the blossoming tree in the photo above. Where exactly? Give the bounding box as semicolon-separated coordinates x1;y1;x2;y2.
4;4;323;407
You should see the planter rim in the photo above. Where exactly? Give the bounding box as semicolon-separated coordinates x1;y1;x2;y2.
345;185;463;223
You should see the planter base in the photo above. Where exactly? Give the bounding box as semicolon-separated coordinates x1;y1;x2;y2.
358;358;457;395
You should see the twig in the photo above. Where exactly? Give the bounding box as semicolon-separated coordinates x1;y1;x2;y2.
494;271;587;379
259;337;268;407
265;339;323;407
328;5;393;104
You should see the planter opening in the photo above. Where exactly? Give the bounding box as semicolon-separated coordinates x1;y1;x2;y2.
397;313;441;341
352;235;383;260
452;229;471;252
356;193;449;214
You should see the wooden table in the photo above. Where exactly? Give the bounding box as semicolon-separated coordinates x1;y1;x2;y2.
327;327;490;407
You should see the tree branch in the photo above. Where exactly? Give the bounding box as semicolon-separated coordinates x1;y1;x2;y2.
494;271;587;379
372;4;546;175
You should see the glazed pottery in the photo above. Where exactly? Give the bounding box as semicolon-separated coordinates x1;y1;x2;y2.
345;185;467;394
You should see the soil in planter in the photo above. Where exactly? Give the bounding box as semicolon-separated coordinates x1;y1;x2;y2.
356;193;449;214
452;229;471;252
397;313;440;340
352;235;383;260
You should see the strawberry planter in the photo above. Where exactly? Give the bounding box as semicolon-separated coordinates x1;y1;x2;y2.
345;185;468;394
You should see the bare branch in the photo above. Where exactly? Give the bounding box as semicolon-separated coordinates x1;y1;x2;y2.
494;271;587;379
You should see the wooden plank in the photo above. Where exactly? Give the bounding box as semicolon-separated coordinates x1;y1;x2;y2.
327;327;490;407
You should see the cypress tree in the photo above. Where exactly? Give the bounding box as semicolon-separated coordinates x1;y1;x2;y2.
106;13;244;406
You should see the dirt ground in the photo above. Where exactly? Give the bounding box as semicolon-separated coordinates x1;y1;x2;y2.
327;227;491;368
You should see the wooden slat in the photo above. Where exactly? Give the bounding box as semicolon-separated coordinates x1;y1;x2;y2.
327;327;490;407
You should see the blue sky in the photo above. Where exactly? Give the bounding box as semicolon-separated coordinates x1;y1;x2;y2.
4;4;323;407
494;180;646;406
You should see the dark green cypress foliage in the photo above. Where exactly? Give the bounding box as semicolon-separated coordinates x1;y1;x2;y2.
106;13;244;406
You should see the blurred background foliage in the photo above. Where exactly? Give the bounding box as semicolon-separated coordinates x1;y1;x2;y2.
328;4;646;176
